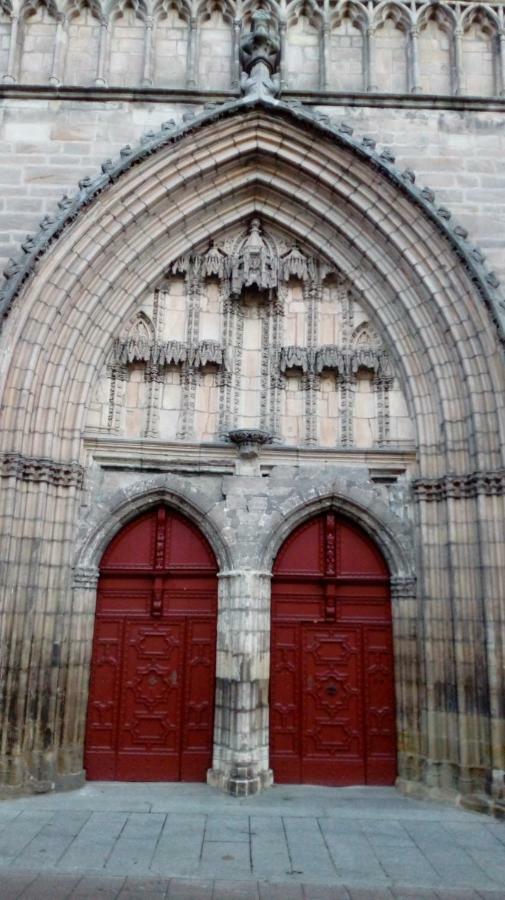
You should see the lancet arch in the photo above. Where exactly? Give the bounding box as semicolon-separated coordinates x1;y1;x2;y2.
0;95;504;803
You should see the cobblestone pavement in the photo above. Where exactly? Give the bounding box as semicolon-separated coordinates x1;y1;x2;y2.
0;784;504;899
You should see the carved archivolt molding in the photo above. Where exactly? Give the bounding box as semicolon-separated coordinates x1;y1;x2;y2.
0;451;84;487
0;96;502;355
412;470;505;501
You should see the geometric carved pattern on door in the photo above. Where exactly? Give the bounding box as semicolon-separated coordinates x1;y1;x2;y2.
84;506;218;781
270;512;396;785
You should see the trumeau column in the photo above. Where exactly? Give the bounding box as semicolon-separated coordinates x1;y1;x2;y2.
209;566;273;795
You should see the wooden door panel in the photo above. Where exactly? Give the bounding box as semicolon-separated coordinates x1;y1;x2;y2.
85;506;217;782
271;512;396;787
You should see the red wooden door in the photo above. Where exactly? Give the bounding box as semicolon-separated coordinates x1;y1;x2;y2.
270;512;396;785
84;506;218;781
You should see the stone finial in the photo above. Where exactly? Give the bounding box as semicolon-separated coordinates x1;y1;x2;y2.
240;11;281;98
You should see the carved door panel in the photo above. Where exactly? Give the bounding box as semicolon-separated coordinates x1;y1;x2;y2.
85;506;217;781
302;626;364;784
270;512;396;785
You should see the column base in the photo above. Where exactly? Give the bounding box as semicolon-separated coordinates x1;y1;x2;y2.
207;764;273;797
396;776;505;820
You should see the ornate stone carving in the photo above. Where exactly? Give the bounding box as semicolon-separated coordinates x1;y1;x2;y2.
240;11;281;98
228;428;273;458
413;471;505;501
173;219;321;299
0;452;84;488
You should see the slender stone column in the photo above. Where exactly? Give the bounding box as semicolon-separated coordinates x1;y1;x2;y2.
186;16;197;89
365;26;378;91
408;26;421;93
95;20;108;86
3;15;19;84
321;20;330;91
208;569;273;796
49;17;65;86
279;20;287;90
453;26;464;95
497;31;505;96
390;575;422;786
142;16;154;86
231;18;241;89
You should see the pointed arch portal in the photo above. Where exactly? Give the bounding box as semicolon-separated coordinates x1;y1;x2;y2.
84;505;218;781
270;511;396;786
0;95;504;807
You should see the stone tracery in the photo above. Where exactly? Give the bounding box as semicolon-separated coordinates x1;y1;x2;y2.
86;217;414;448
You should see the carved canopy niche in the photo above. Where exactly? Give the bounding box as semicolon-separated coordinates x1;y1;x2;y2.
85;219;415;449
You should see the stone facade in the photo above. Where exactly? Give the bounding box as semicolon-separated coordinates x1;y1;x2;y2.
0;2;504;817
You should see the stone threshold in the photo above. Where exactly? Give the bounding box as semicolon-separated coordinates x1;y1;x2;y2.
1;83;505;113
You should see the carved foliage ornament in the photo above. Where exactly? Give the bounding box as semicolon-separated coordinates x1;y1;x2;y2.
173;218;324;297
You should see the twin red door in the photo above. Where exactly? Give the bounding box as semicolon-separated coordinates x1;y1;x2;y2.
84;506;218;781
270;512;397;785
86;506;396;786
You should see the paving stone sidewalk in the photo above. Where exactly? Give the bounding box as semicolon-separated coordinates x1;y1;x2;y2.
0;784;504;899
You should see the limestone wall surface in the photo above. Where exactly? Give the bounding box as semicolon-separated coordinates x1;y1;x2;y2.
1;0;505;96
1;97;505;285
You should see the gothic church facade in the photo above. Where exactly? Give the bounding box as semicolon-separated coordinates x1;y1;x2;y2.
0;0;504;816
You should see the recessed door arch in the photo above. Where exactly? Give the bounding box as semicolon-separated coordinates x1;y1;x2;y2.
270;511;396;786
84;504;218;782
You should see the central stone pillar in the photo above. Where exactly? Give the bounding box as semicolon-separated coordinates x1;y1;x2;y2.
207;568;273;796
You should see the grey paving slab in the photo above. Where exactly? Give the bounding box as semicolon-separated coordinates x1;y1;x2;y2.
0;812;55;865
213;881;259;898
250;815;291;879
10;812;91;871
150;813;205;877
199;840;252;878
69;874;126;898
104;813;166;875
0;870;39;900
283;817;337;882
257;885;304;899
16;872;82;899
57;812;129;871
167;879;213;899
301;885;351;899
318;819;387;883
206;815;250;843
370;845;439;885
444;822;505;850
